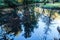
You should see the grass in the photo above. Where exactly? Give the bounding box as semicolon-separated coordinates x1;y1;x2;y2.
43;3;60;8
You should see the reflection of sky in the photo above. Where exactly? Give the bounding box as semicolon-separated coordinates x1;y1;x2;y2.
14;16;60;40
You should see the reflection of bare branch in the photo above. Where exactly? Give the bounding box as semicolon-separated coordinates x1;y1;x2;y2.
57;26;60;34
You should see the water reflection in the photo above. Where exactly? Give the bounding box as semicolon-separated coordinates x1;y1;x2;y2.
0;6;38;40
23;7;38;38
0;5;60;40
0;8;23;40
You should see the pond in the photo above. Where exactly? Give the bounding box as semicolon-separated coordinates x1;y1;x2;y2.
0;5;60;40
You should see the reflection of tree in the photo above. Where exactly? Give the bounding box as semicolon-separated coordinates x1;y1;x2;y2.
0;9;22;40
41;9;52;40
0;0;39;39
0;6;38;39
42;16;51;40
23;6;38;38
5;16;22;35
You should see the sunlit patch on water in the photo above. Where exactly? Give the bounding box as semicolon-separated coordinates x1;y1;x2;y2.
52;12;60;20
